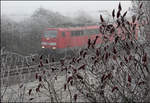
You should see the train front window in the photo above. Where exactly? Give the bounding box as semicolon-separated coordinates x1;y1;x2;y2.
44;30;57;38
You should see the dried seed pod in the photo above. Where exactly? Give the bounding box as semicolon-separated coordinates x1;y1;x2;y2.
110;27;115;33
101;83;106;89
52;58;55;62
123;11;127;18
38;83;42;89
131;41;134;47
126;50;130;55
112;65;115;70
19;84;23;88
105;52;109;61
78;64;86;70
100;14;104;22
120;62;123;66
73;69;77;74
64;84;67;91
96;49;100;57
32;58;35;61
138;81;145;85
126;42;130;49
101;74;106;83
107;24;114;29
132;24;136;30
103;36;108;40
74;94;78;102
40;55;43;60
40;61;43;67
113;47;117;54
129;55;132;61
55;76;57;80
35;73;38;79
121;16;124;23
113;55;117;60
126;21;130;26
80;50;84;56
137;15;141;21
118;2;122;11
112;86;118;92
39;76;42;82
36;87;40;92
46;59;49;63
77;57;82;63
88;38;91;48
115;36;119;43
142;53;147;63
107;73;112;79
99;26;103;33
70;80;73;86
128;74;131;83
94;59;98;65
104;46;107;51
43;70;45;74
72;57;76;63
139;2;143;9
93;36;99;45
52;68;55;72
29;98;34;101
117;10;121;18
60;59;65;66
144;64;149;73
67;76;73;83
29;89;32;95
112;9;115;19
83;52;87;58
116;20;121;28
76;74;83;80
132;15;136;23
124;56;128;63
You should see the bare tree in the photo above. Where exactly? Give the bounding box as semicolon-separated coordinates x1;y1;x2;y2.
131;1;150;42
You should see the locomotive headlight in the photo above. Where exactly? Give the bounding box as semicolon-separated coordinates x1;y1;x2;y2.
42;46;45;48
52;47;56;50
46;38;50;40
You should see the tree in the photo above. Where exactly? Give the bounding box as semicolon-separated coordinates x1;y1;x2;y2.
1;15;21;52
74;10;95;25
131;1;150;41
25;3;150;102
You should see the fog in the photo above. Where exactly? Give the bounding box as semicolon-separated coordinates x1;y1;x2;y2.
1;1;150;102
1;1;131;22
1;1;132;55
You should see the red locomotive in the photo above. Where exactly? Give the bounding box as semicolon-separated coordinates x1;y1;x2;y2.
41;25;102;51
41;24;139;54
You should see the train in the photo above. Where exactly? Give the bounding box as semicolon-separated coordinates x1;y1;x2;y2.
41;24;139;56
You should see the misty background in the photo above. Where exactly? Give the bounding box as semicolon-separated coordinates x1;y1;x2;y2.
1;1;132;55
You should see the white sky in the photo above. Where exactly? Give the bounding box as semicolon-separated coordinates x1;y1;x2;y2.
1;1;132;21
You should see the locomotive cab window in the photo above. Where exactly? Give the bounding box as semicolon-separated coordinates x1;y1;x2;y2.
71;30;84;36
44;30;57;38
95;29;99;34
84;29;99;35
62;32;65;37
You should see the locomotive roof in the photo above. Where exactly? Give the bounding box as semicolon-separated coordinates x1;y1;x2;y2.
46;21;140;31
47;25;99;31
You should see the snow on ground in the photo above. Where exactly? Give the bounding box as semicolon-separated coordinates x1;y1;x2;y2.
1;74;86;102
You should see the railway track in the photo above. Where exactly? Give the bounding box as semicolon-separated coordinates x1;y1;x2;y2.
1;41;149;86
1;57;63;86
1;62;60;78
1;50;72;80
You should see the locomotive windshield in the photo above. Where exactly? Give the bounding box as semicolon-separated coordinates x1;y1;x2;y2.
44;30;57;38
